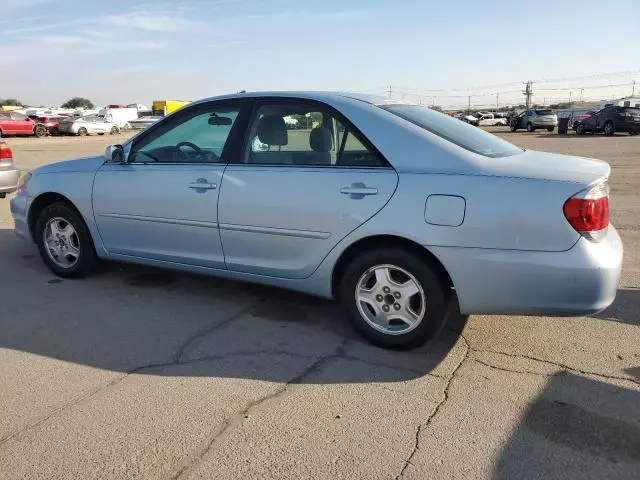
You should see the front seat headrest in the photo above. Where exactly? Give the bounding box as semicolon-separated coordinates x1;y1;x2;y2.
309;127;333;152
257;115;288;146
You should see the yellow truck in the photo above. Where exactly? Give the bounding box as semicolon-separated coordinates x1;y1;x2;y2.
152;100;191;117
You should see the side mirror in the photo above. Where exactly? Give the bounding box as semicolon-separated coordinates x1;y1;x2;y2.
104;144;125;163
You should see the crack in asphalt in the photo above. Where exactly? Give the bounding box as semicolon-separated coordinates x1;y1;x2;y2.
451;328;640;386
0;297;269;449
172;339;349;480
394;333;470;479
472;347;640;386
470;357;554;377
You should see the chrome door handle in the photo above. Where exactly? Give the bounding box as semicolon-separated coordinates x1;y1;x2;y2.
340;182;378;199
188;178;217;191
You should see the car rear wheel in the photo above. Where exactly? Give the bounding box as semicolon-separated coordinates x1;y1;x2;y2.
604;121;614;136
547;127;555;132
77;127;88;136
576;123;585;135
110;126;120;135
339;248;448;349
630;131;639;136
526;122;535;132
35;202;96;278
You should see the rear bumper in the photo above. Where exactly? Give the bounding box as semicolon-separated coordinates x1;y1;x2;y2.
430;226;623;316
0;166;20;194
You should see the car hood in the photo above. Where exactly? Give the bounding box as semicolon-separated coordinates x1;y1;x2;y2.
482;150;610;184
33;155;105;175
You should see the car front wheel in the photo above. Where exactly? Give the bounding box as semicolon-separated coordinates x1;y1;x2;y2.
576;123;585;135
526;123;535;132
339;248;448;349
35;202;96;278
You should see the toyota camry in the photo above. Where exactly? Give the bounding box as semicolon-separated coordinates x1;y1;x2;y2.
10;92;623;349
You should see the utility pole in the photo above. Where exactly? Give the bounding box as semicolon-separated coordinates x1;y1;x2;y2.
496;93;499;110
523;81;533;108
580;88;584;102
569;91;572;104
633;80;636;97
467;95;471;114
388;85;392;98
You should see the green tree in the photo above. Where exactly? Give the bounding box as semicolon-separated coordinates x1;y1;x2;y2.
0;99;23;107
61;97;94;109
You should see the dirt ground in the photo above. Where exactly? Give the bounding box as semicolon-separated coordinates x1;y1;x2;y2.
0;129;638;480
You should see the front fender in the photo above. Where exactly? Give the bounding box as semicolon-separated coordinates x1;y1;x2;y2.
25;172;106;256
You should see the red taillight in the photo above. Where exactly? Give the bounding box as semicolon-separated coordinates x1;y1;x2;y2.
0;141;13;160
563;181;610;241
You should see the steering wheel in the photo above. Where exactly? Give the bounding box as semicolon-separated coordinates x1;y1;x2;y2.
173;141;207;162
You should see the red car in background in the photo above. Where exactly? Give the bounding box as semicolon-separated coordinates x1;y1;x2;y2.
36;115;68;135
0;111;47;137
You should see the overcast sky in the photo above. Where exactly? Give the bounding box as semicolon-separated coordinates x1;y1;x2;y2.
2;0;639;107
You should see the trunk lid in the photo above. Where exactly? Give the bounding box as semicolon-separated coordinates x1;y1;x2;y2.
484;150;610;185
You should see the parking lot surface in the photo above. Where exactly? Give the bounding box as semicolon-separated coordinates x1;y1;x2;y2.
0;130;638;479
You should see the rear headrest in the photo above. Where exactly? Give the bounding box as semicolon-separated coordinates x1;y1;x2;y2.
309;127;333;153
257;115;288;146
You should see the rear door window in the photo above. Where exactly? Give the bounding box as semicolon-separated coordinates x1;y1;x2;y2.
381;104;523;158
243;102;385;167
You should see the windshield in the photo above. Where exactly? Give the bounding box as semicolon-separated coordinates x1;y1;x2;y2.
535;109;554;116
381;104;523;158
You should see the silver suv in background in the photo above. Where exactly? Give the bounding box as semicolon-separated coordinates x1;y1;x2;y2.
510;109;558;132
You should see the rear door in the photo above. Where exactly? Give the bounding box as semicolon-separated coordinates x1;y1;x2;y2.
218;98;398;279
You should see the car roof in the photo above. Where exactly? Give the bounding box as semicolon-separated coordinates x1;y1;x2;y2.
191;91;410;107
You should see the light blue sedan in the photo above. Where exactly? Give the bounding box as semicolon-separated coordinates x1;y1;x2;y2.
10;92;623;349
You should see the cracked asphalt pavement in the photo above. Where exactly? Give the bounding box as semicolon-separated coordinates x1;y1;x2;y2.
0;131;638;479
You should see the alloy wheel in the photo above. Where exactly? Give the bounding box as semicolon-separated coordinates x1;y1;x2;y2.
43;217;80;269
355;264;426;335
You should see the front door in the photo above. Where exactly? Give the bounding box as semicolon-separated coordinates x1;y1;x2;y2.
10;112;33;134
218;99;398;279
93;101;248;268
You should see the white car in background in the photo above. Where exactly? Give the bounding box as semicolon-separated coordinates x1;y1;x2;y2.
477;113;507;126
57;116;120;136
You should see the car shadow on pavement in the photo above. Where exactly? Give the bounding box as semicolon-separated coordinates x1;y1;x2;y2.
492;371;640;479
593;288;640;327
0;228;467;384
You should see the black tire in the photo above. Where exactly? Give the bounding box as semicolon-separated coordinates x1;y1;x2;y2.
34;124;47;138
35;202;96;278
576;123;585;135
51;127;59;136
630;131;639;136
510;125;517;132
77;127;88;137
547;127;555;132
338;248;448;349
110;126;120;135
97;133;105;135
603;121;614;136
526;122;535;132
